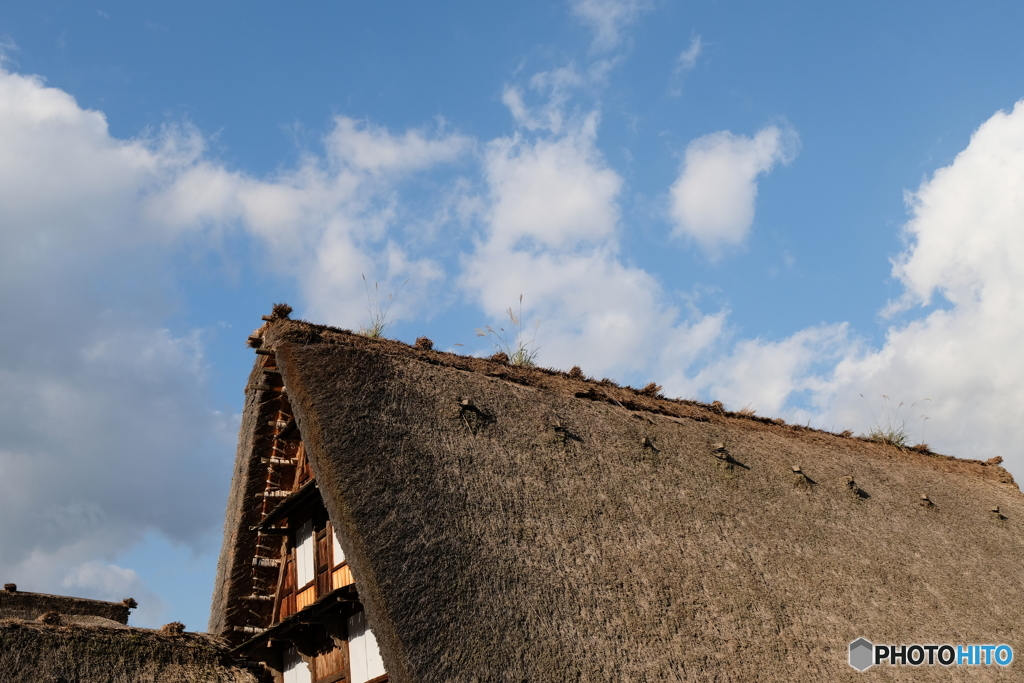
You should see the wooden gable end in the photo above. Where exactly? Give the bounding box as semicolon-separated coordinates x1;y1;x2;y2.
216;325;386;683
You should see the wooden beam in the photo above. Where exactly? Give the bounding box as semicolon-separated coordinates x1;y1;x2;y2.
252;557;282;568
233;625;265;635
256;490;292;499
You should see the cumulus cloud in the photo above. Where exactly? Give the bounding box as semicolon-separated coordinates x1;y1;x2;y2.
569;0;653;51
0;67;230;611
462;96;729;381
0;66;471;614
146;115;472;325
669;126;799;255
816;100;1024;464
679;101;1024;475
483;114;621;250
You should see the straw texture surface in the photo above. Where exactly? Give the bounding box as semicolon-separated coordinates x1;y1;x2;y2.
241;320;1024;682
0;620;264;682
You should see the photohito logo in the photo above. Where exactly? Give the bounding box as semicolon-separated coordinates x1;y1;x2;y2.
849;638;1013;671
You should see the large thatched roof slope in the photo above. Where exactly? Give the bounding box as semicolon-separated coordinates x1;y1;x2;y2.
241;317;1024;681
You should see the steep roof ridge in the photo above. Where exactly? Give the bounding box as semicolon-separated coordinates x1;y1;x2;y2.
251;314;1016;488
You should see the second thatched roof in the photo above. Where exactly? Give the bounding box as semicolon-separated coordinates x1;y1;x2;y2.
0;618;265;683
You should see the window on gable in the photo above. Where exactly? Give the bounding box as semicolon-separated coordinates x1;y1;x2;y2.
282;646;312;683
296;519;315;588
347;609;386;683
332;525;345;564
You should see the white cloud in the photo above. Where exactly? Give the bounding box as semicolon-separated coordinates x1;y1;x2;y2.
483;114;621;250
462;98;729;380
62;561;166;626
0;67;228;585
324;117;471;174
676;101;1024;477
569;0;653;51
889;104;1024;312
145;116;471;325
815;100;1024;464
501;61;615;134
669;126;799;255
668;36;703;97
0;67;470;610
675;36;703;73
683;324;853;418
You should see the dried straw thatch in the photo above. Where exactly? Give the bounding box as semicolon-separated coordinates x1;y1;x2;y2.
0;589;131;624
0;619;265;683
213;318;1024;681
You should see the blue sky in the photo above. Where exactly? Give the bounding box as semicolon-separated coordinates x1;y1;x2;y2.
3;0;1024;630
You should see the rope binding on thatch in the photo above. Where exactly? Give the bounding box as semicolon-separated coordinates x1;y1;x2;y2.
845;476;870;500
791;465;816;488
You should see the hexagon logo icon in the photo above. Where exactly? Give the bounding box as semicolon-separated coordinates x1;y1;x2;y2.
849;638;874;671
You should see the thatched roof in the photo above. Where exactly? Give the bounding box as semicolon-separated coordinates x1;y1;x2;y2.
0;619;265;682
0;588;131;624
213;316;1024;681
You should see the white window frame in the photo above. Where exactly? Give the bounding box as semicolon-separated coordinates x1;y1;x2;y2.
295;519;315;588
331;525;345;565
348;609;386;683
282;646;312;683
